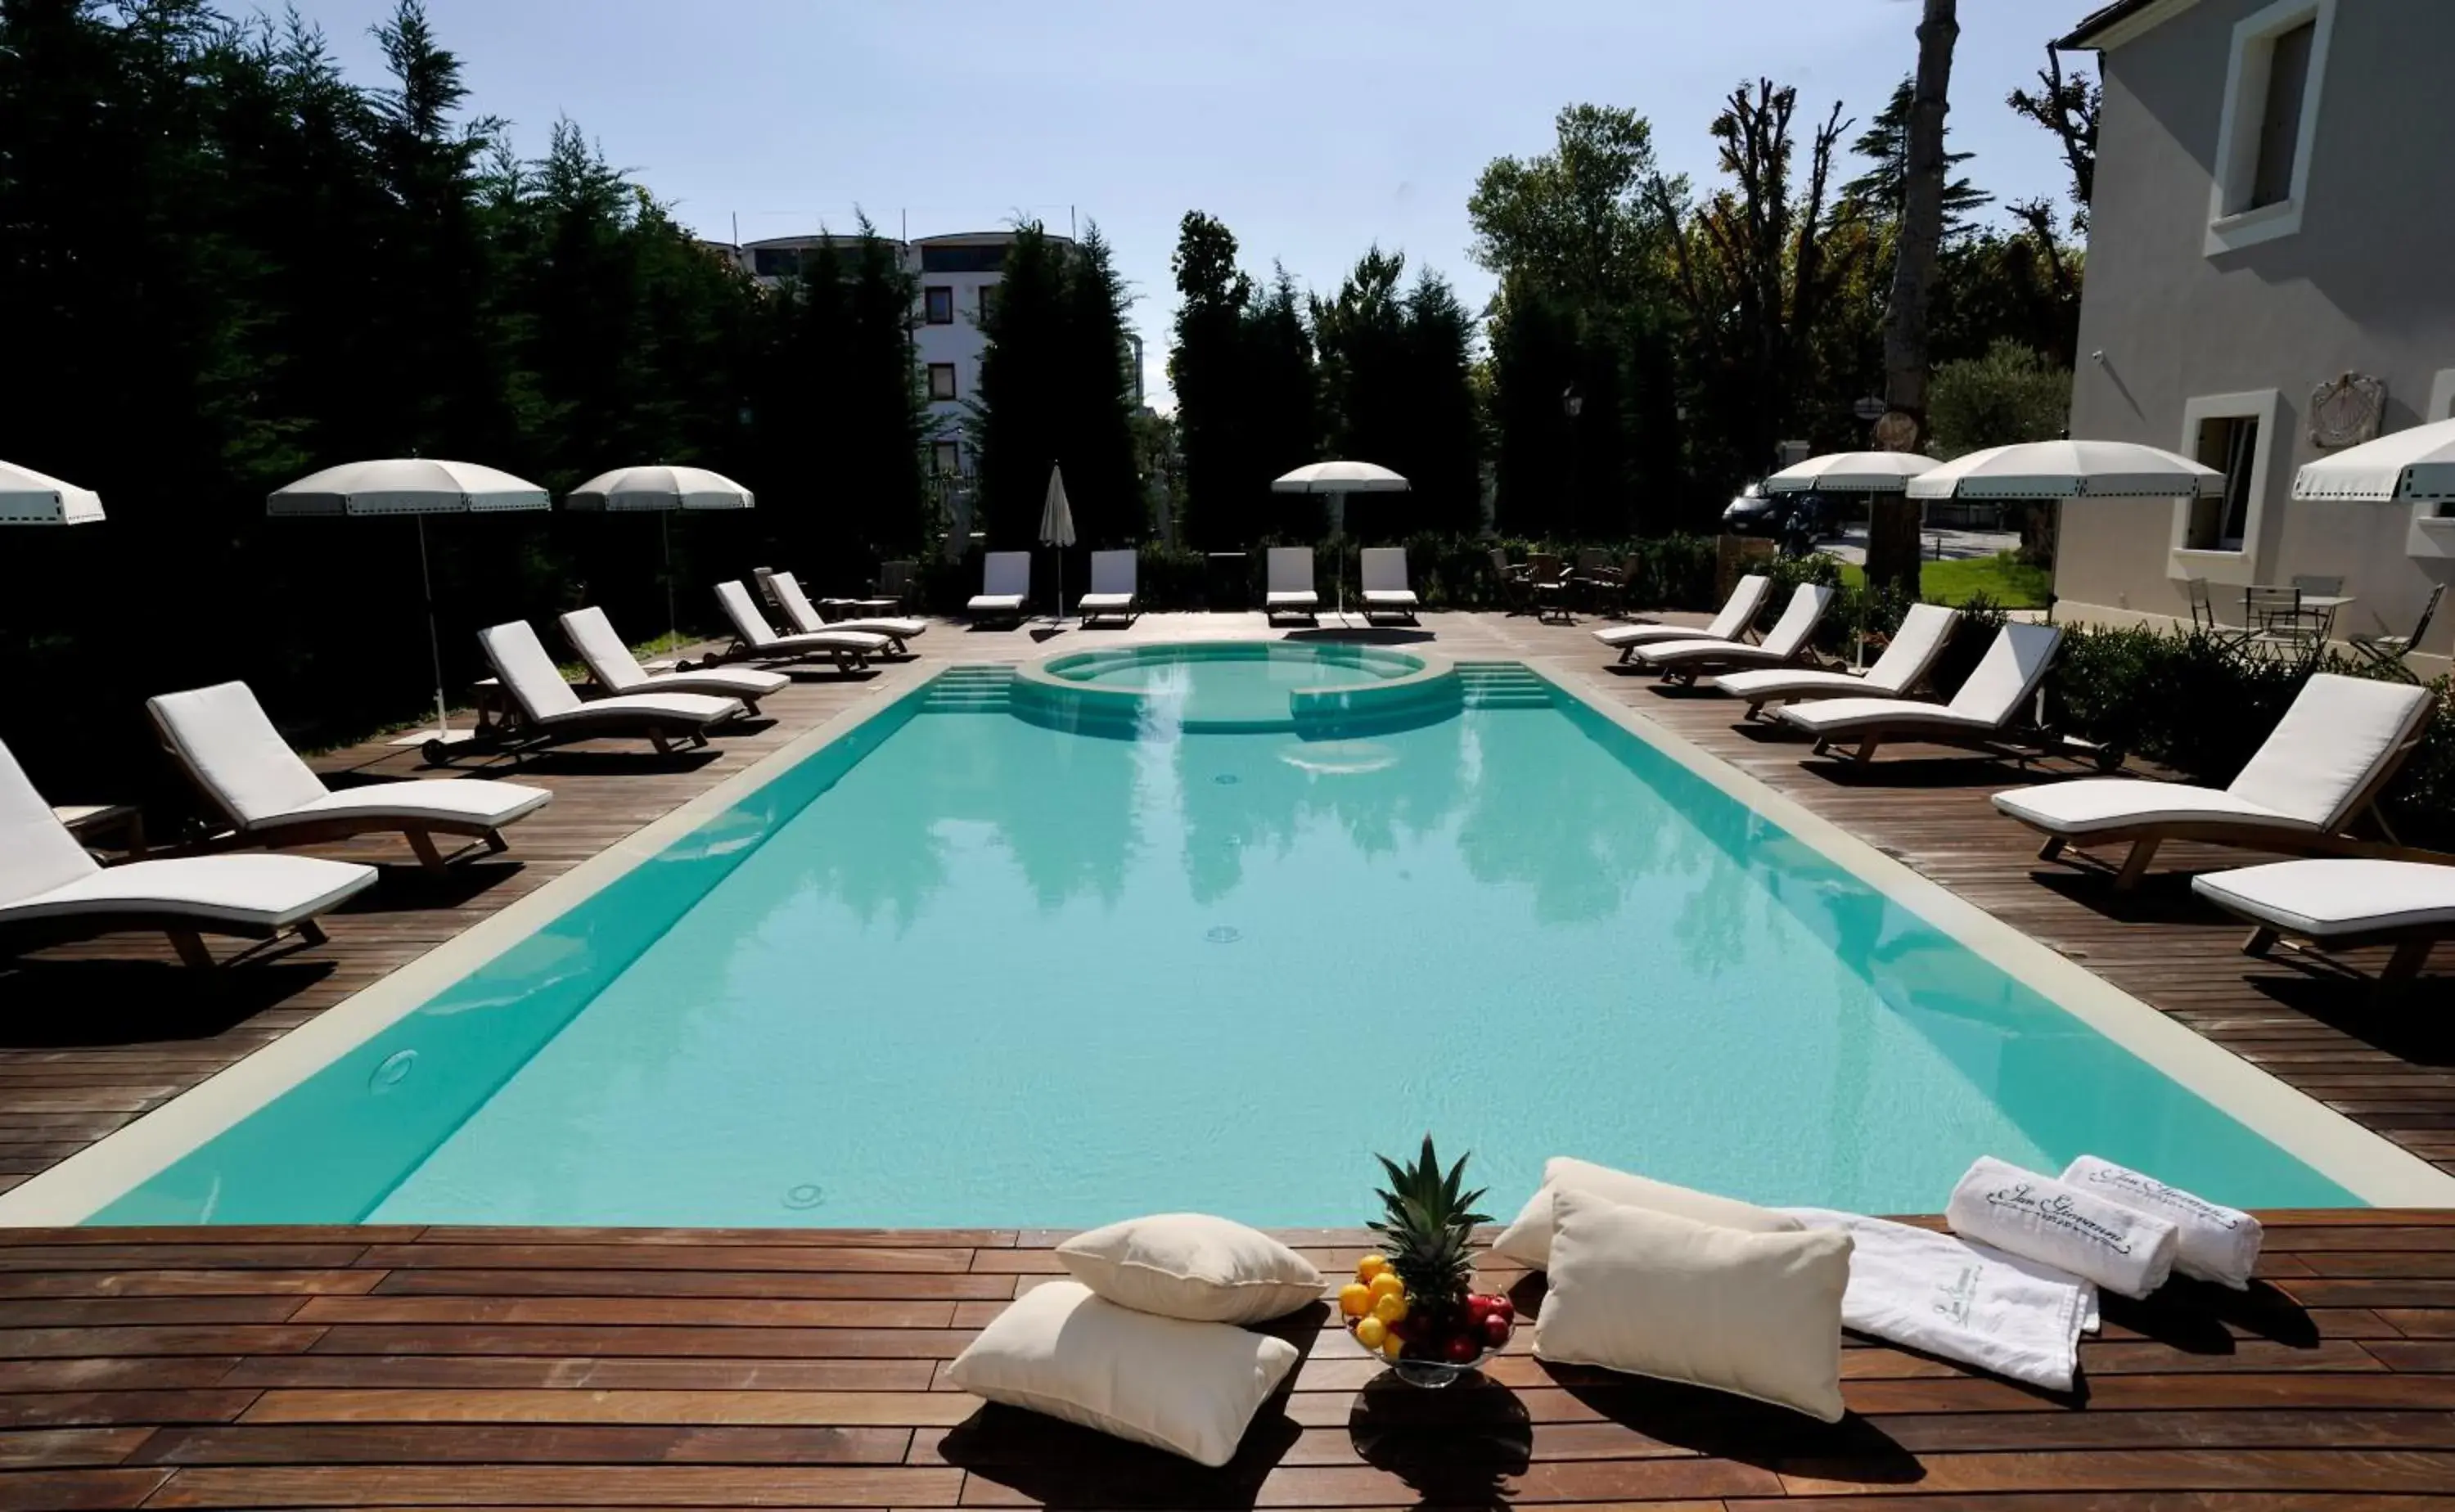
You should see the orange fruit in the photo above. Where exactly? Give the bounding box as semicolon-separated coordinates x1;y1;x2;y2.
1336;1283;1372;1318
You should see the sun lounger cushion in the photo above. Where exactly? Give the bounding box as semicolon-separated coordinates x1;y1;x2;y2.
1991;781;2310;836
3;853;375;929
1264;592;1319;608
946;1280;1298;1467
1491;1155;1801;1270
2193;857;2455;938
968;594;1027;614
1534;1187;1852;1423
1361;590;1419;605
1078;593;1136;611
1597;575;1770;650
1783;697;2002;734
562;608;789;701
824;617;926;640
1056;1213;1323;1325
557;691;743;727
2209;674;2431;829
147;682;332;824
1712;668;1876;700
264;781;552;830
1593;622;1714;649
1634;638;1791;668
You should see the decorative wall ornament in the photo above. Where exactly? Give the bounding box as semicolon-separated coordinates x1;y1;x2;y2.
2309;372;2386;448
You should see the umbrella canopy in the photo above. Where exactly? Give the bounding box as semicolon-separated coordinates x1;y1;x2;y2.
1038;464;1077;547
1907;440;2223;500
268;457;550;515
2292;416;2455;502
1270;460;1412;494
0;459;104;525
1763;451;1939;493
565;465;754;511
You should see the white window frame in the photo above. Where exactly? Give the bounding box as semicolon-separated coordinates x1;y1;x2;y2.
2169;388;2285;586
2408;368;2455;558
2204;0;2334;256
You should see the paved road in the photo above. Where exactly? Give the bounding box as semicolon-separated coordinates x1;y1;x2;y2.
1821;524;2022;565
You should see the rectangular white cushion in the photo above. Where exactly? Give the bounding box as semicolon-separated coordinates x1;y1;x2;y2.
1534;1187;1853;1423
1490;1155;1803;1270
1056;1213;1322;1324
945;1280;1297;1467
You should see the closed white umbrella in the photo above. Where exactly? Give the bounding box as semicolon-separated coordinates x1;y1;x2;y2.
269;458;551;745
566;465;755;642
1271;461;1411;619
2292;416;2455;502
1907;440;2223;499
1038;464;1078;628
0;459;104;525
1763;451;1939;493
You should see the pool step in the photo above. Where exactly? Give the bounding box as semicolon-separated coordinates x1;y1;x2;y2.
921;665;1015;713
1453;662;1554;709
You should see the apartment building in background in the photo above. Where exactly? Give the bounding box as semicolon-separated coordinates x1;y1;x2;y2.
721;227;1151;483
2053;0;2455;674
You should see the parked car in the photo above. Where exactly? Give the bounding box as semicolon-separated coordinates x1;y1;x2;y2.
1721;485;1832;541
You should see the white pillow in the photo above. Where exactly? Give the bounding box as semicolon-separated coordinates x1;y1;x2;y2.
1056;1213;1323;1324
1490;1156;1802;1269
1534;1186;1853;1423
945;1280;1298;1466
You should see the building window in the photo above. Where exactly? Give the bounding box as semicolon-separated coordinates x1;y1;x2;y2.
979;283;998;321
923;286;954;325
2187;416;2260;551
2205;0;2333;254
750;246;803;278
932;441;962;476
927;364;957;401
920;243;1007;275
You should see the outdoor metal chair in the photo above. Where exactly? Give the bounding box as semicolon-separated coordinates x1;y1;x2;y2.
2292;573;2348;639
2243;585;2320;664
1527;553;1575;623
2184;578;2249;656
2350;583;2444;683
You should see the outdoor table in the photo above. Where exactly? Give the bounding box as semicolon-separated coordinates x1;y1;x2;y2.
52;803;146;859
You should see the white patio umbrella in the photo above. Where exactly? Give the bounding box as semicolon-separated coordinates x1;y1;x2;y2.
1270;461;1411;619
1908;440;2223;499
565;465;755;642
1038;463;1077;628
2291;416;2455;502
0;459;104;525
269;458;550;746
1762;451;1939;493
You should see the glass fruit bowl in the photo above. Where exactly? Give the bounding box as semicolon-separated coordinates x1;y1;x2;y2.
1346;1320;1494;1388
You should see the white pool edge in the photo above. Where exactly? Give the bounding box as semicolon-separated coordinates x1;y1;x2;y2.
0;664;942;1226
1541;660;2455;1208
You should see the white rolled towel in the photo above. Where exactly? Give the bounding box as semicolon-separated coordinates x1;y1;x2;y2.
1945;1156;2178;1300
2061;1155;2263;1290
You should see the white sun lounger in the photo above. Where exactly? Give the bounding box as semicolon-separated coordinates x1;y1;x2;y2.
1993;673;2435;889
1592;574;1769;661
767;571;926;653
1781;623;2068;766
482;621;746;754
1358;547;1420;624
147;682;553;873
1714;603;1961;718
1;740;374;966
714;582;890;671
560;606;789;712
2195;858;2455;993
1634;583;1835;682
1077;549;1141;626
968;551;1031;624
1265;547;1319;622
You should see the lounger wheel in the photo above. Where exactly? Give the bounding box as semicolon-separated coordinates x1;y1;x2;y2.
2094;745;2127;774
421;738;450;767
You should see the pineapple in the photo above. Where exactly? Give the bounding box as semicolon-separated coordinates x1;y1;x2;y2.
1367;1135;1492;1320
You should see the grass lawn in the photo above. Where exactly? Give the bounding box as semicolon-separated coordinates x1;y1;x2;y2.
1838;551;2052;608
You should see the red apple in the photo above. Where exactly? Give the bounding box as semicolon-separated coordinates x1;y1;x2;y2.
1465;1294;1494;1320
1444;1334;1480;1364
1481;1313;1512;1349
1487;1297;1515;1325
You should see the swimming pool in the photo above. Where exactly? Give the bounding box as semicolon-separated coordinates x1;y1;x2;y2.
29;643;2436;1226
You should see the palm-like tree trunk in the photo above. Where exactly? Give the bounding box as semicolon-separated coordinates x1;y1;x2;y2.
1867;0;1960;598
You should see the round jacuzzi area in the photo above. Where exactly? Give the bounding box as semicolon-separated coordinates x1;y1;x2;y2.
1010;641;1461;737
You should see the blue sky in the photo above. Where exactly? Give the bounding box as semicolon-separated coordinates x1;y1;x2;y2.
293;0;2104;407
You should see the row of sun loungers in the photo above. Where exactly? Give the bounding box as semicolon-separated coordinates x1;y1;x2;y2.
962;550;1148;626
1589;574;2445;988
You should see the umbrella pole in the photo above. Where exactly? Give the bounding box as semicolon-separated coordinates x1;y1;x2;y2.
661;511;677;646
417;515;448;739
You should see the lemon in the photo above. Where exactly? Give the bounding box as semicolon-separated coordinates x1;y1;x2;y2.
1336;1283;1372;1318
1367;1272;1403;1301
1380;1331;1405;1361
1353;1316;1386;1350
1356;1254;1390;1284
1371;1291;1408;1325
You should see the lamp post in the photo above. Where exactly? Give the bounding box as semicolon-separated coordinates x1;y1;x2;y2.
1562;385;1585;541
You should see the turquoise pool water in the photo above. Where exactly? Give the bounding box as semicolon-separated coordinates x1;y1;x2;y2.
93;650;2354;1225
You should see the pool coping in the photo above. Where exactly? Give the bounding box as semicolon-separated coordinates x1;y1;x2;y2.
0;662;942;1226
7;643;2446;1223
1536;659;2455;1208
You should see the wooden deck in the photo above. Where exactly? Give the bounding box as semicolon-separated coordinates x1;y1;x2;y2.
3;608;2453;1507
1;1217;2453;1508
